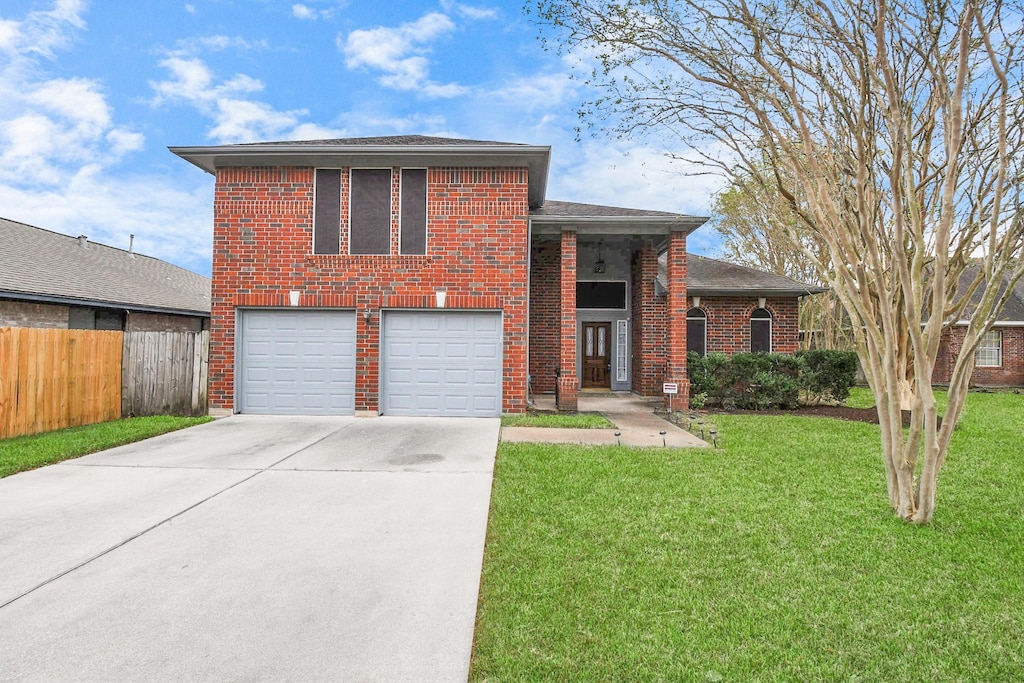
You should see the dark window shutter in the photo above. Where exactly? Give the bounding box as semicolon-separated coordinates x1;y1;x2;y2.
351;169;392;254
400;169;427;255
313;169;341;255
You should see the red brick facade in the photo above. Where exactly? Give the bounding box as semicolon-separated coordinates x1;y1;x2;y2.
692;296;800;355
934;325;1024;386
631;239;666;396
210;166;530;413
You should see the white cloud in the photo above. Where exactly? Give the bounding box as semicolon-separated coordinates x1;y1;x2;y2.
0;2;214;273
341;12;469;98
185;4;196;14
439;0;498;21
292;4;316;20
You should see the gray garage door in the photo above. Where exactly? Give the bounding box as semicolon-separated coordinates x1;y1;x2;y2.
238;309;356;415
381;311;503;417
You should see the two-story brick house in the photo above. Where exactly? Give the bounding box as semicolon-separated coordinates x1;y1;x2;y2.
172;135;821;416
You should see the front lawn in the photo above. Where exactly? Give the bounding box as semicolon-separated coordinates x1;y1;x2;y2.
501;412;615;429
472;391;1024;681
0;416;214;478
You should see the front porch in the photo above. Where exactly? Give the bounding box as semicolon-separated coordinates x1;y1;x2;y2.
526;201;707;412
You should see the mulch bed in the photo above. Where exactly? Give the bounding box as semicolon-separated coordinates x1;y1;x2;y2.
706;405;940;428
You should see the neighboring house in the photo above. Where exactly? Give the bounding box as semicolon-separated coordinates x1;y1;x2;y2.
934;266;1024;387
0;217;211;332
171;135;821;416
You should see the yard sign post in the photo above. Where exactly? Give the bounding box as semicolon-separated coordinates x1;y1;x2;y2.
663;381;678;416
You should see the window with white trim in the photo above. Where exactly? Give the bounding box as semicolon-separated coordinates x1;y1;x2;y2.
976;329;1002;367
750;308;772;353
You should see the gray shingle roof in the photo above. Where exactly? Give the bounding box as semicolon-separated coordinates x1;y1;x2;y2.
532;200;689;219
680;254;826;296
244;135;531;147
952;264;1024;323
0;217;211;315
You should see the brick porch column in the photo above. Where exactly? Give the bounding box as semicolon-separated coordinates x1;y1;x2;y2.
665;230;690;410
557;229;579;411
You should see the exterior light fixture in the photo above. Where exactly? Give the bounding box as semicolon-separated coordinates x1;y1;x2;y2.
289;290;301;306
614;430;621;446
363;309;372;322
697;419;706;440
435;288;447;308
660;429;667;447
709;430;718;448
593;240;606;274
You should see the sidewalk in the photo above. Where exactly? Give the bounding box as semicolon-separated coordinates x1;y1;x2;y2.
500;392;708;448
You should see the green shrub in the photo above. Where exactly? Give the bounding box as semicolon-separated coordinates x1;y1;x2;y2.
686;350;855;410
798;349;859;404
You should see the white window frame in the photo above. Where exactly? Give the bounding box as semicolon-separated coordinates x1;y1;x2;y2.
976;329;1002;367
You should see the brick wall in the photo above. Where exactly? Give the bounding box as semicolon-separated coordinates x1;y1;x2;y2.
0;300;69;328
127;312;206;333
529;238;560;394
631;239;667;396
694;296;800;355
210;166;530;413
934;325;1024;386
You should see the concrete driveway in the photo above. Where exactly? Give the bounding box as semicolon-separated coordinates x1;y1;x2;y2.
0;415;499;682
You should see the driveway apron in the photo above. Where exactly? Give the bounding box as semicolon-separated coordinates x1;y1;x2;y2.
0;415;499;682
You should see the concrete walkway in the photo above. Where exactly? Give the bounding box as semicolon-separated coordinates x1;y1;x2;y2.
501;392;707;448
0;415;499;682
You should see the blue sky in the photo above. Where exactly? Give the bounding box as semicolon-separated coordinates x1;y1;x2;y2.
0;0;725;276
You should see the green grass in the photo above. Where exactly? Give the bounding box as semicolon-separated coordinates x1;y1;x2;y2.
472;392;1024;681
0;415;214;478
501;412;615;429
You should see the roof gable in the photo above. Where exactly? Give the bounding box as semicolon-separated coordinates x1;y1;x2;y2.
0;217;211;315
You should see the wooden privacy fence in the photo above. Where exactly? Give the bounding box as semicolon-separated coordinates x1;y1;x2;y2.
121;330;209;418
0;328;123;439
0;328;210;439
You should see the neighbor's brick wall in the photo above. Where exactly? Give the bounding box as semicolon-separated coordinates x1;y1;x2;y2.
127;312;206;333
934;325;1024;387
694;296;800;355
0;300;69;328
210;166;531;413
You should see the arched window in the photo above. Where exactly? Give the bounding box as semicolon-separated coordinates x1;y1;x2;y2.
750;308;772;353
687;308;707;357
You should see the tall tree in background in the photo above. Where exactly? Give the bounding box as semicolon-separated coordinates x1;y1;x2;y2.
712;170;852;350
535;0;1024;522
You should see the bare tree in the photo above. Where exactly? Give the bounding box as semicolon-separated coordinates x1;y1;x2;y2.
712;170;852;350
535;0;1024;522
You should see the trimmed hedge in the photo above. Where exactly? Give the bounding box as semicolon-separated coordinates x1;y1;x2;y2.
687;349;858;409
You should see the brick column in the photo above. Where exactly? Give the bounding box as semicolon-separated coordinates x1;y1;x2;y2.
557;229;579;411
665;230;690;410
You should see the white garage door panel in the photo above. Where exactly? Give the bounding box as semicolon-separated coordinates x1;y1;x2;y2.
382;311;503;417
238;310;356;415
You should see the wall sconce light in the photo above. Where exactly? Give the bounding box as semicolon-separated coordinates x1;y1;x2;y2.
435;288;447;308
758;297;767;309
593;240;607;274
289;290;301;306
363;309;372;322
692;296;701;308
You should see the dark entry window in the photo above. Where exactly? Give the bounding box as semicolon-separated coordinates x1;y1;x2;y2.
687;308;707;357
577;281;627;309
350;169;392;254
750;308;772;352
400;169;427;255
313;169;341;254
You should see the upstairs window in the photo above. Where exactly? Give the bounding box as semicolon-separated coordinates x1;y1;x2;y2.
350;169;392;255
400;169;427;255
687;308;707;357
750;308;772;353
313;169;341;255
976;329;1002;367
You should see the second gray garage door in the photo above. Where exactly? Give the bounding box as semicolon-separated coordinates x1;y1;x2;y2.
237;309;356;415
381;311;503;417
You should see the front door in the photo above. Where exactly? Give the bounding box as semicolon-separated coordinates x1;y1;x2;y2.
582;322;611;389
